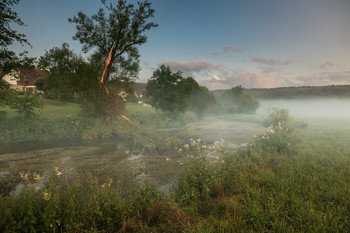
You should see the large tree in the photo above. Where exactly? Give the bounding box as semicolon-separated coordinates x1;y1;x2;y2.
68;0;158;85
221;85;260;114
145;65;216;118
0;0;33;77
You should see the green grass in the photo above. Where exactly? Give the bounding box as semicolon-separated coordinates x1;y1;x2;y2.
1;103;349;232
40;101;81;118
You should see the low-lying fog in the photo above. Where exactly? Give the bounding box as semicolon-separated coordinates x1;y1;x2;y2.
257;98;350;119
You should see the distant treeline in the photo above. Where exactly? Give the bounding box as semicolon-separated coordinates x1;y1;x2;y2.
213;85;350;99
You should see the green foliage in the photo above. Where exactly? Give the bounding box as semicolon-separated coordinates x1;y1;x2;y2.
0;1;36;77
188;85;216;118
146;65;216;118
68;0;158;83
7;91;43;118
0;174;125;232
145;65;187;117
1;108;350;232
264;107;290;127
220;85;260;114
0;0;30;48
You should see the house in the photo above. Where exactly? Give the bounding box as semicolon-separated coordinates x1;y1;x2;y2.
2;68;48;91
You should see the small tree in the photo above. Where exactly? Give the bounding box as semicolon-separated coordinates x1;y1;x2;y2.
8;91;43;118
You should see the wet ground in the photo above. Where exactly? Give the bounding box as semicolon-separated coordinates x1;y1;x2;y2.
0;117;265;196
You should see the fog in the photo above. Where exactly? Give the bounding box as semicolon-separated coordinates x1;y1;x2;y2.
256;98;350;119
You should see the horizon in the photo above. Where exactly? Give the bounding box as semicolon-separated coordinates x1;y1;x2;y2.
8;0;350;90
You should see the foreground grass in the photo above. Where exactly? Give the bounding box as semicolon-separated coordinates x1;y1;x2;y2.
1;114;349;232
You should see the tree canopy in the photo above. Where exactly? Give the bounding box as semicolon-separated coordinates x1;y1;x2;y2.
0;0;30;48
0;0;35;77
220;85;260;114
145;65;216;118
68;0;158;83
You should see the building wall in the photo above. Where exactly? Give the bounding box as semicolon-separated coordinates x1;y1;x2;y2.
2;72;19;86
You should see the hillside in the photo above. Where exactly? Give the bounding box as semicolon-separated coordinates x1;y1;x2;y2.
213;85;350;99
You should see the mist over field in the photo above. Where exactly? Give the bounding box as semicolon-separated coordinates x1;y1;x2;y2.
257;98;350;119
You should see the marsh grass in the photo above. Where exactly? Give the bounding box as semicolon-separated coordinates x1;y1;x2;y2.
1;107;350;232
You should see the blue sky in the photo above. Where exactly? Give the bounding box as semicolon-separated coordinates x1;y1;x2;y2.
9;0;350;89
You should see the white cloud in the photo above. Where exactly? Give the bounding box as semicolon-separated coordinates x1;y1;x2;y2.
201;69;283;90
208;75;225;82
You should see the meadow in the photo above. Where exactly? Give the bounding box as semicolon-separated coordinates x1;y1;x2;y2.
0;101;349;232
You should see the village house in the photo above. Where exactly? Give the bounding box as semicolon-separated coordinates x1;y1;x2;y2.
2;68;48;91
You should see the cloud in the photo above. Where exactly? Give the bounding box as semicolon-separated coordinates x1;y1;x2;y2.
223;45;244;53
319;61;334;69
161;60;221;74
201;69;282;90
251;57;290;65
208;75;225;82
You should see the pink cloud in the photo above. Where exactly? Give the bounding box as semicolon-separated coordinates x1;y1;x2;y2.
251;57;290;65
223;45;244;53
201;69;282;90
161;60;221;73
234;70;281;88
319;61;334;69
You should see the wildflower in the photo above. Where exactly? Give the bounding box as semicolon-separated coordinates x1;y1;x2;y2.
178;148;182;152
220;138;225;142
19;171;29;181
33;173;41;182
50;224;53;228
54;166;62;176
197;138;201;143
206;188;210;192
43;192;50;201
166;157;171;161
184;144;190;149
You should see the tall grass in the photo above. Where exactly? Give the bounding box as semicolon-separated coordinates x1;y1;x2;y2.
1;108;349;232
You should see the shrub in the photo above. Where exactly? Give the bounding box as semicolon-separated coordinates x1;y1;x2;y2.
7;91;44;118
264;107;290;127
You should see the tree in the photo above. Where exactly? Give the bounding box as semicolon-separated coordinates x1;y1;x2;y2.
0;0;34;77
0;0;29;48
36;44;116;115
145;65;216;118
145;65;186;117
221;85;260;114
68;0;158;86
188;86;216;118
36;43;82;101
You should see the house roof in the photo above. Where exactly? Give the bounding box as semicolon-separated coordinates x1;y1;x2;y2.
17;68;49;86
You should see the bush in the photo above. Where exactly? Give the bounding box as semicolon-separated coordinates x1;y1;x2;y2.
264;107;290;127
7;91;44;118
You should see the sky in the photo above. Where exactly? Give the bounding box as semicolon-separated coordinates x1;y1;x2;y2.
9;0;350;90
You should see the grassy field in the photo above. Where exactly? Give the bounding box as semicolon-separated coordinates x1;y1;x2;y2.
0;102;349;232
